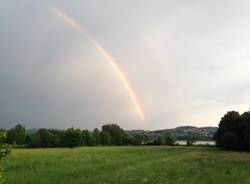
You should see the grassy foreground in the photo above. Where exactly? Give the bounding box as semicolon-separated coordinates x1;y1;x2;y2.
1;146;250;184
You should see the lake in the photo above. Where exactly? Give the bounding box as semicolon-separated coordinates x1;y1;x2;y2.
176;140;216;146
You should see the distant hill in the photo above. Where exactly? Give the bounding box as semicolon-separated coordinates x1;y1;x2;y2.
126;126;218;141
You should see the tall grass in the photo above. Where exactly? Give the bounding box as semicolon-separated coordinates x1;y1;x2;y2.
1;147;250;184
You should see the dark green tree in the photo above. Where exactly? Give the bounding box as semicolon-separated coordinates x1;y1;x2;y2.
215;111;240;149
222;132;238;150
100;131;112;145
50;129;65;146
86;133;96;146
37;129;51;147
241;112;250;150
6;124;26;144
63;128;82;148
82;130;90;146
102;124;127;145
215;111;250;151
28;129;59;148
24;135;32;146
47;133;59;147
30;133;42;148
93;128;101;145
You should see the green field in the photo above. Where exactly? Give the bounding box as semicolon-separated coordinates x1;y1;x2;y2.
1;146;250;184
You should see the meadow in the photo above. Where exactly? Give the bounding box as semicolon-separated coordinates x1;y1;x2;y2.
1;146;250;184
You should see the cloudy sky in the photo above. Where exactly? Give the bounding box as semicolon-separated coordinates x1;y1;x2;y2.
1;0;250;130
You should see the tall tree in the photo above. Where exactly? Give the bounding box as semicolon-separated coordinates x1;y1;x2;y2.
241;111;250;150
82;130;90;146
215;111;250;151
37;129;51;148
93;128;101;145
6;124;26;144
102;124;127;145
215;111;241;149
100;131;112;145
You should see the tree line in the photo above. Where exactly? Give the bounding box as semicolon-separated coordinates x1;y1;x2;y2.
1;110;250;151
215;111;250;151
0;124;176;148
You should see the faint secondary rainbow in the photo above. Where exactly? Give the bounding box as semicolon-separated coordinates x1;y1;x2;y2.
50;7;145;121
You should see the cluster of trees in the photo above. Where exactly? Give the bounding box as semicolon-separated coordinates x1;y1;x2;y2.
215;111;250;151
0;124;176;148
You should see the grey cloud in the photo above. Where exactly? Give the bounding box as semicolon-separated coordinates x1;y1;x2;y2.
0;0;250;130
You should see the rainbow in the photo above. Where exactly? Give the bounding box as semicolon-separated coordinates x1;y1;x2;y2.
50;7;145;121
